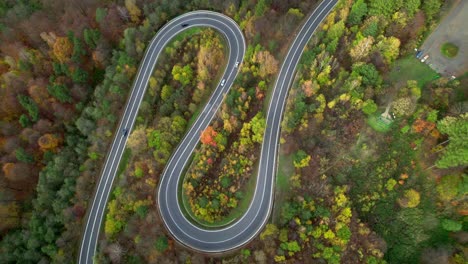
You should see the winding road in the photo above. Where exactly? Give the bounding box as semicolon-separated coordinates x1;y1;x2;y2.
79;0;337;262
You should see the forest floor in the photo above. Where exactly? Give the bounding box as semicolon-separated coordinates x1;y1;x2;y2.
420;0;468;77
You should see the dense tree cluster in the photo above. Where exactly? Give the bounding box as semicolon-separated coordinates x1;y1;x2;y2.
274;0;465;263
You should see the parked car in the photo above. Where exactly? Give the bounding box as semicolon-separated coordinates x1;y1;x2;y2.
415;50;423;59
421;55;429;62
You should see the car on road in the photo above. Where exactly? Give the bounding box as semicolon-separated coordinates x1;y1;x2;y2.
234;61;239;68
415;50;423;59
122;128;129;137
421;55;429;62
181;23;189;28
220;79;226;86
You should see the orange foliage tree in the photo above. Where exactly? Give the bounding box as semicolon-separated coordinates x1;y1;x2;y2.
38;133;60;151
200;126;217;147
412;119;435;134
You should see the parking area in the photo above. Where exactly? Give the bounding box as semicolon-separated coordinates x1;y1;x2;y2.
420;0;468;77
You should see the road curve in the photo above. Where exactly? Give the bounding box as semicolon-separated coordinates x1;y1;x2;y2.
79;11;245;263
80;0;337;261
157;0;337;252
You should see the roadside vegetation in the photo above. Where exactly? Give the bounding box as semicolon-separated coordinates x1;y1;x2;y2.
441;42;459;58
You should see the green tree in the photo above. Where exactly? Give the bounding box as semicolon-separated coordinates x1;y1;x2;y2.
220;176;231;188
250;113;266;143
160;85;173;101
287;96;307;129
148;130;162;149
348;0;368;25
47;83;72;103
255;0;267;17
19;114;31;127
369;0;397;18
287;8;304;19
436;113;468;168
72;68;88;84
135;205;148;218
154;236;169;252
95;7;107;23
15;148;34;163
403;0;421;17
327;20;345;41
280;241;301;254
83;28;101;49
362;99;378;115
17;95;39;122
422;0;442;20
69;32;86;62
376;36;400;64
436;174;461;201
171;115;187;136
241;249;251;258
362;17;379;37
337;226;352;241
441;219;462;232
293;150;311;168
352;63;382;87
172;65;193;85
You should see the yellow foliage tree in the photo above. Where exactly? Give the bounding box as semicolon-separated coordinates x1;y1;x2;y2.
399;189;420;208
256;50;279;78
53;37;73;63
260;223;279;240
125;0;141;23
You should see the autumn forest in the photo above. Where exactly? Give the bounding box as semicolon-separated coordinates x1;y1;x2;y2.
0;0;467;263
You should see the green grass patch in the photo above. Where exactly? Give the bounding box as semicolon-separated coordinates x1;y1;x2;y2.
441;42;459;58
187;108;201;128
276;153;294;191
367;114;392;133
388;56;439;87
171;26;203;43
117;148;132;177
271;152;294;223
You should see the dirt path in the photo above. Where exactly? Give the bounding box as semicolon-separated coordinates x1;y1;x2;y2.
420;0;468;77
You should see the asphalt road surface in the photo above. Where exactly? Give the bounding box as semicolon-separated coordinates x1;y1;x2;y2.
80;0;336;262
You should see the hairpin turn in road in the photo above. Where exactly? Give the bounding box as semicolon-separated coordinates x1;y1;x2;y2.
79;1;337;262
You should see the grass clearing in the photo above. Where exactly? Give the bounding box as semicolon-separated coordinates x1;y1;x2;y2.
388;56;439;87
367;114;392;133
276;153;293;191
441;42;459;58
117;148;132;177
271;151;294;223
